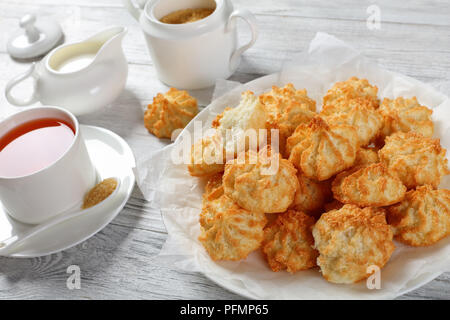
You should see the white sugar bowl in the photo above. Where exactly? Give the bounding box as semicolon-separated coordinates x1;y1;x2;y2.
123;0;258;89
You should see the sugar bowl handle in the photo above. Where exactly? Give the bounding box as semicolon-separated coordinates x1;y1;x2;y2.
227;9;258;73
5;63;39;106
122;0;147;21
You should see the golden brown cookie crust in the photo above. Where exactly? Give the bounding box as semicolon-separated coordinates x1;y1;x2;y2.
286;117;359;181
332;163;406;207
378;96;433;139
144;88;198;139
262;210;318;273
320;97;382;146
223;148;299;213
322;76;380;110
259;84;317;154
354;147;379;166
199;193;267;261
379;131;449;189
291;172;332;216
313;204;395;284
188;133;226;177
387;185;450;246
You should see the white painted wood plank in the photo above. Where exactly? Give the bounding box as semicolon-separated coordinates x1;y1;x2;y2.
1;1;449;84
2;0;450;26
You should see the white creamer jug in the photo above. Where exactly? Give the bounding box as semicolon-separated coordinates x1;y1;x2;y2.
5;26;128;116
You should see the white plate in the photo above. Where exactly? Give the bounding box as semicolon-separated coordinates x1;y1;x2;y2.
151;34;450;300
0;125;136;258
204;267;444;299
158;69;450;299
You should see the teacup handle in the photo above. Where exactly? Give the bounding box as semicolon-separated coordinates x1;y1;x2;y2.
227;9;258;73
5;63;39;106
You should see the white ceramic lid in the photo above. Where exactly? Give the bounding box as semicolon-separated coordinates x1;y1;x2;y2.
7;14;63;59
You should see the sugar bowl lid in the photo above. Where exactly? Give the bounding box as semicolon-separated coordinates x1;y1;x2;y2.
7;14;63;59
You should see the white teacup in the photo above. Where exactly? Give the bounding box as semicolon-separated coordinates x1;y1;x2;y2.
123;0;258;89
0;107;96;224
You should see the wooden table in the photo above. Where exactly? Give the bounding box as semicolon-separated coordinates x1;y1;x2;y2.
0;0;449;299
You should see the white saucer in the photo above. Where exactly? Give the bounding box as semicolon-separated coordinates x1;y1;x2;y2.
0;125;135;258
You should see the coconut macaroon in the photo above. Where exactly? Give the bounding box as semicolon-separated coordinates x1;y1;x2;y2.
144;88;198;139
262;210;318;273
259;84;317;153
378;97;434;139
322;76;380;110
188;133;226;177
286;117;359;181
199;174;267;261
199;194;267;261
312;204;395;284
260;83;316;114
320;97;383;146
212;90;267;153
332;163;406;207
379;131;449;189
189;91;267;177
291;172;332;216
202;173;225;203
223;147;299;213
199;173;227;230
387;185;450;246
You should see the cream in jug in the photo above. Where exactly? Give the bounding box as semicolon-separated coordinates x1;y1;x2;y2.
51;42;102;73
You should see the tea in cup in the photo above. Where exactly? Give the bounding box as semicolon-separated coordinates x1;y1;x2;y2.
0;106;96;224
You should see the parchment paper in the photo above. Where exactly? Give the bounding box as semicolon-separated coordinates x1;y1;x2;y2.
135;33;450;299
